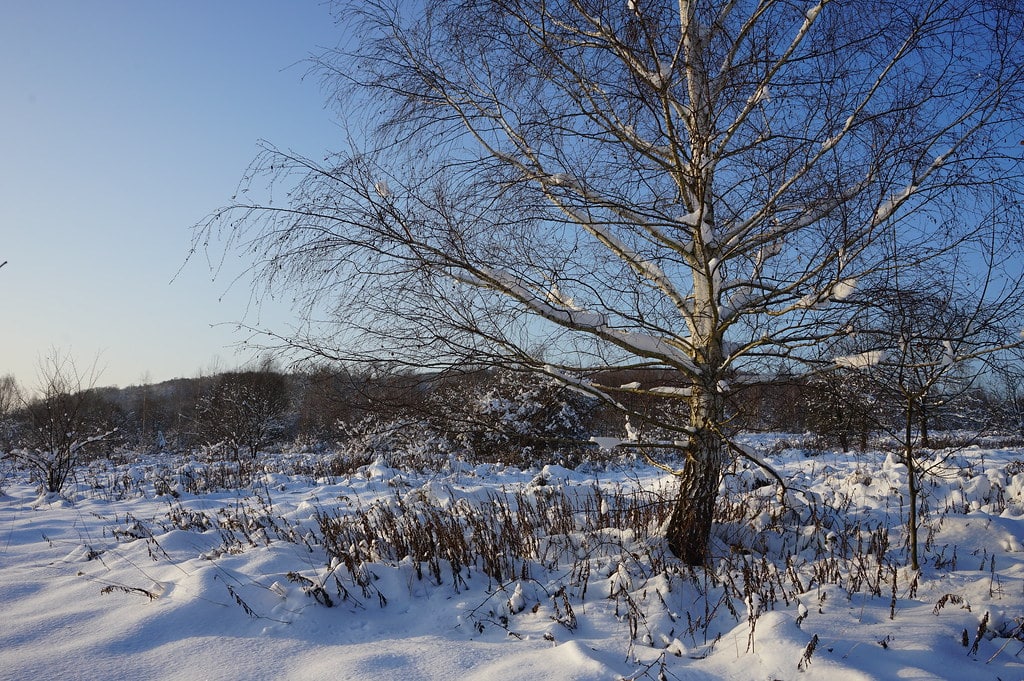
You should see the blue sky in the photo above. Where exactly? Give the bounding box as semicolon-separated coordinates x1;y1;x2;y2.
1;2;343;389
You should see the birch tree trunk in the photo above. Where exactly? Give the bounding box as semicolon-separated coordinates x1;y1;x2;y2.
668;387;725;563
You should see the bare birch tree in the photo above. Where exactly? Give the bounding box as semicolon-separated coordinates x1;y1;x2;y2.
198;0;1024;564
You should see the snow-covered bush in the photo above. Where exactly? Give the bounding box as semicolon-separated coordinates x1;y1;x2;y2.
434;370;599;468
329;415;458;474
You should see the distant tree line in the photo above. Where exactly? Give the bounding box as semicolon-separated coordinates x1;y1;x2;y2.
2;352;1023;481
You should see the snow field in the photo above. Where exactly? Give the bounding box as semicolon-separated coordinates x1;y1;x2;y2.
2;441;1024;679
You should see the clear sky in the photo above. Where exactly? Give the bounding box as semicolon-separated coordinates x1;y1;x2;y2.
1;2;344;390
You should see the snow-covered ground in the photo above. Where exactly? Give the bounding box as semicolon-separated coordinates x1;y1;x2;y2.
3;439;1024;680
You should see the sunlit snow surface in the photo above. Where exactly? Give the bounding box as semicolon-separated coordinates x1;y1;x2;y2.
3;438;1024;680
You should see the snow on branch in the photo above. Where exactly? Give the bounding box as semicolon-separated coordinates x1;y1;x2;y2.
940;339;956;367
649;385;693;397
835;350;885;369
545;283;580;312
793;277;858;311
870;143;953;226
872;184;917;224
831;278;857;301
590;436;626;450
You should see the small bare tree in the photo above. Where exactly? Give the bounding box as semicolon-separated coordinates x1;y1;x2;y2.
198;0;1024;564
7;353;116;495
822;234;1024;569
